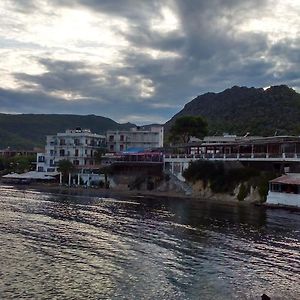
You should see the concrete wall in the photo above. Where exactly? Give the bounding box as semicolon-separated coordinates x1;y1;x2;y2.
267;191;300;207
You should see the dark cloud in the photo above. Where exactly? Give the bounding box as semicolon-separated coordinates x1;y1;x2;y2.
0;86;173;124
1;0;300;123
9;0;38;13
9;57;179;122
15;59;99;97
56;1;159;16
270;38;300;64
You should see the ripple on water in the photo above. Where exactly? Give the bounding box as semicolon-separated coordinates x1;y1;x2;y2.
0;186;299;299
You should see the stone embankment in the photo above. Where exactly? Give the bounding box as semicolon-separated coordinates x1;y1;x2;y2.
109;173;262;203
189;180;261;202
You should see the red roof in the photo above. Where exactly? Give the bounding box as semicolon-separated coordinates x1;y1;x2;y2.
270;175;300;185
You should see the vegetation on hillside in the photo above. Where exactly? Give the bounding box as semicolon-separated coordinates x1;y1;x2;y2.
2;85;300;149
169;115;208;144
165;85;300;136
0;114;135;149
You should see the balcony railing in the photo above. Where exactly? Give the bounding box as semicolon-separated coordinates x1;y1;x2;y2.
164;153;300;161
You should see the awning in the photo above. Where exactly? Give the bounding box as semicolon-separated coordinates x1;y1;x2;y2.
2;171;58;180
122;147;145;154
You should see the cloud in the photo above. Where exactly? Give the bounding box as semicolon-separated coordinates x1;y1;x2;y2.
1;0;300;123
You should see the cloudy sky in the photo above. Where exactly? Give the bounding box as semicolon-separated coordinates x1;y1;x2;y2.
0;0;300;124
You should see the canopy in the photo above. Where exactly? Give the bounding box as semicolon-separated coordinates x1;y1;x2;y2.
122;147;145;154
2;171;58;180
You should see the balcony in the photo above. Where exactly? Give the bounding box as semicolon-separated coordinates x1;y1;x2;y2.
164;152;300;162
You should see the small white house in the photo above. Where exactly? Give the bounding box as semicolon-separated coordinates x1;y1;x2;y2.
267;173;300;208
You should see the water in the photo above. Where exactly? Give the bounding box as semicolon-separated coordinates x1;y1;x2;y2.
0;185;299;300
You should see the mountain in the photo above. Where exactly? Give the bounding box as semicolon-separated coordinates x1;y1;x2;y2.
165;85;300;136
0;114;135;150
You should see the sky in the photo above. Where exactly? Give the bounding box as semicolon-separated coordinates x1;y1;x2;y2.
0;0;300;125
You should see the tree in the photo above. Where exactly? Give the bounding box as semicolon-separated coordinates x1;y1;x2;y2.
6;155;36;173
57;159;75;183
94;148;106;164
169;115;208;144
100;165;112;189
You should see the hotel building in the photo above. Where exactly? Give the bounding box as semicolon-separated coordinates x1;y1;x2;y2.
36;128;106;172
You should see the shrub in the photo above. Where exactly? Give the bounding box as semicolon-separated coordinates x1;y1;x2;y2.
257;172;277;202
183;160;224;188
183;160;261;194
98;180;105;188
237;183;248;201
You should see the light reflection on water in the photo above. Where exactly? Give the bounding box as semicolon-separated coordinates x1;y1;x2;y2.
0;185;299;300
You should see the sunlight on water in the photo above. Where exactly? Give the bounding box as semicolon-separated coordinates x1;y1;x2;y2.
0;186;299;299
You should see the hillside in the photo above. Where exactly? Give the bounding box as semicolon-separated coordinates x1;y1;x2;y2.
0;114;134;149
165;85;300;136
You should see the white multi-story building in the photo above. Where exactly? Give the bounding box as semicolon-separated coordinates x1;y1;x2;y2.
36;128;106;172
106;126;164;152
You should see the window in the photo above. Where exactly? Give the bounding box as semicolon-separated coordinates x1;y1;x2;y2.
271;183;281;192
37;166;44;172
120;135;124;141
120;144;124;151
110;145;114;151
75;149;79;157
59;149;65;156
73;160;79;166
109;135;114;142
38;156;45;163
60;139;65;145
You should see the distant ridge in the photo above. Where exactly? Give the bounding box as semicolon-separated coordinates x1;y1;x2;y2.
0;114;135;149
165;85;300;136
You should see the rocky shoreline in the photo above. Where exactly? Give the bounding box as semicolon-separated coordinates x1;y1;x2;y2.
1;182;255;208
3;182;300;212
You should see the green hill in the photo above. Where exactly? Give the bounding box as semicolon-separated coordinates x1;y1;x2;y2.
0;114;134;149
165;85;300;136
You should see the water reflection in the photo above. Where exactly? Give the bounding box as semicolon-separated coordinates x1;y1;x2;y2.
0;186;299;299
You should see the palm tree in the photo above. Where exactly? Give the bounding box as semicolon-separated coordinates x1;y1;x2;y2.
94;148;106;165
57;159;75;185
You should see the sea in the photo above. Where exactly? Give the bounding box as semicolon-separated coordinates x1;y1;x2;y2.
0;185;299;300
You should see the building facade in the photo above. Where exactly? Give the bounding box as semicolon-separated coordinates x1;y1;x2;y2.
164;135;300;181
267;173;300;207
36;128;106;172
106;126;164;152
